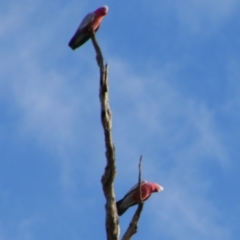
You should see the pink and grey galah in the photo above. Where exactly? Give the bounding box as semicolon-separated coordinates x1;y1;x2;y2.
68;5;108;50
116;181;164;216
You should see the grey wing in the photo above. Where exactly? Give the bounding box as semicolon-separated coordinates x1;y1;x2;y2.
126;180;147;195
120;191;136;209
78;12;95;30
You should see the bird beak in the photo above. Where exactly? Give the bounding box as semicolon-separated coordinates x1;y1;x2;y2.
102;5;108;13
157;185;164;192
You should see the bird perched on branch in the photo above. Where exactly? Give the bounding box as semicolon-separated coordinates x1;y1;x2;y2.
116;181;164;216
68;5;108;50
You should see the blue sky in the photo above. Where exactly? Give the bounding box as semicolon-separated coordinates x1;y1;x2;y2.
0;0;240;239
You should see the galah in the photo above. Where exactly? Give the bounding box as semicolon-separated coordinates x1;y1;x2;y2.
68;5;108;50
116;181;164;216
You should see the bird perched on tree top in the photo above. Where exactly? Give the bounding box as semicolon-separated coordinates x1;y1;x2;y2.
68;5;108;50
116;181;164;216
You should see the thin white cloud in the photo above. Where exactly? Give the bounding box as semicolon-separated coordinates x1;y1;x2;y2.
0;0;38;38
223;59;240;115
144;0;239;34
0;0;101;190
0;1;236;239
0;213;42;240
108;57;229;166
106;57;231;239
17;216;38;240
0;225;6;240
176;0;237;32
148;186;231;240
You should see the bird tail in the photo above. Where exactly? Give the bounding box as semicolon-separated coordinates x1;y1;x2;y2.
68;39;77;50
116;199;128;216
68;32;91;50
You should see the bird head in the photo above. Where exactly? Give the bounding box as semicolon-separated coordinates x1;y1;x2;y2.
153;183;164;192
97;5;108;16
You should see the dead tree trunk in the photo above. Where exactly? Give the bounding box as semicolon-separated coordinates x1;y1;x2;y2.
91;32;144;240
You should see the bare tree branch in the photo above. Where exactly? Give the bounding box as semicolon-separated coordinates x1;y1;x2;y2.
91;31;120;240
122;156;144;240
